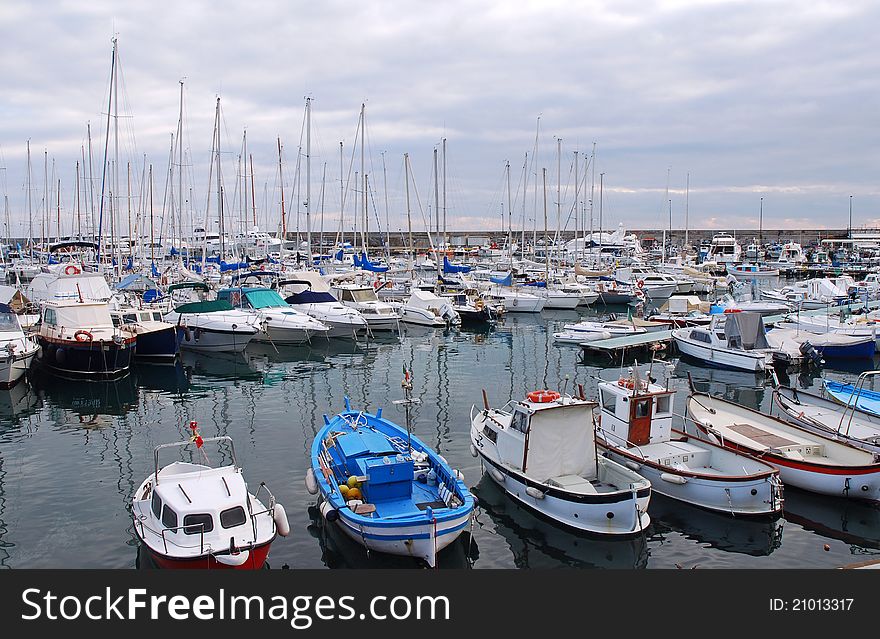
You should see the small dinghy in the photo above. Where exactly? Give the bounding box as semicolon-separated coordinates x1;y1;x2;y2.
823;378;880;417
772;384;880;454
597;367;782;516
131;424;289;569
309;369;474;567
470;387;651;535
687;390;880;503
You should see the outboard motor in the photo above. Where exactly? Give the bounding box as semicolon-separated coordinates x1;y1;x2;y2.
798;340;824;369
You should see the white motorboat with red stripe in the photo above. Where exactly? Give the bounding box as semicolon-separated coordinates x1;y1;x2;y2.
596;368;782;516
687;390;880;503
131;425;289;569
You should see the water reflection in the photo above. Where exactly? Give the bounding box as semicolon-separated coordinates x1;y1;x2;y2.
673;358;767;409
648;494;783;557
783;488;880;551
180;350;265;382
471;475;649;569
0;379;41;423
30;368;138;422
306;504;477;569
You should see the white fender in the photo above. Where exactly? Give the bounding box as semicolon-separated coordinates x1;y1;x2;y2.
470;444;478;458
660;472;688;485
320;499;339;522
305;468;318;495
625;460;642;471
525;486;545;500
453;469;465;482
437;454;448;465
214;549;250;566
488;467;505;483
273;503;290;537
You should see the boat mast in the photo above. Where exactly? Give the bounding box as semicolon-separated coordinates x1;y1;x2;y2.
339;141;344;249
442;137;447;251
521;152;527;260
96;37;117;265
149;164;155;264
574;150;579;267
543;167;549;282
127;162;132;258
555;137;561;263
405;153;414;281
75;160;81;238
277;137;286;260
382;151;390;259
215;98;224;260
319;162;327;260
433;147;440;281
250;154;257;229
305;97;312;266
178;80;185;249
598;172;604;257
360;103;366;259
506;160;512;272
684;171;690;251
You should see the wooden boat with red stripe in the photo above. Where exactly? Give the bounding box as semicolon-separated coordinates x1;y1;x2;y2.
131;431;290;569
687;391;880;503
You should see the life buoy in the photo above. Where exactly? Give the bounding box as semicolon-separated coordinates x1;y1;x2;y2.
527;389;561;403
618;377;636;389
723;308;742;313
373;280;381;289
637;279;645;289
65;264;81;275
74;330;93;342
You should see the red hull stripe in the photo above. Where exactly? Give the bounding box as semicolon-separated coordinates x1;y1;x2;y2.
147;541;273;570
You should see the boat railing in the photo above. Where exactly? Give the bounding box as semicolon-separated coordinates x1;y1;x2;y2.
153;436;237;485
132;517;208;555
836;370;880;437
599;427;649;461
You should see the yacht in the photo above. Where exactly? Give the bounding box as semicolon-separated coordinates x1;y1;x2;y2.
217;286;330;345
276;271;368;339
329;282;401;332
706;233;742;266
163;282;263;353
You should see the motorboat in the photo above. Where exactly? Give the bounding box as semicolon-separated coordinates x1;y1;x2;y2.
275;271;368;339
687;390;880;503
131;427;289;569
479;283;545;313
766;326;874;360
397;288;461;327
110;307;180;362
648;295;712;328
163;282;263;353
672;311;774;372
823;377;880;417
706;233;742;266
593;279;642;306
469;387;651;535
777;313;880;348
761;278;850;310
36;299;135;379
329;282;401;332
308;378;474;567
726;263;779;278
441;290;498;324
217;286;330;345
0;302;40;387
596;368;782;515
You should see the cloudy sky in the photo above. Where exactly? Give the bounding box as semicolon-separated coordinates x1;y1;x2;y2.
1;0;878;240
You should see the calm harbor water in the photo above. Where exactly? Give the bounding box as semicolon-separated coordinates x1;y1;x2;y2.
1;303;880;569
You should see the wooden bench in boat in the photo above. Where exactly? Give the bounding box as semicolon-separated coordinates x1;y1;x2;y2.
639;440;712;470
725;422;824;459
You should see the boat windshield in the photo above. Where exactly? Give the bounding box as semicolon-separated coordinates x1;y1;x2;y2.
351;289;379;303
244;289;288;309
0;313;20;332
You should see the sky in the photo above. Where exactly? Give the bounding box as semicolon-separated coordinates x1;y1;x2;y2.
1;0;878;240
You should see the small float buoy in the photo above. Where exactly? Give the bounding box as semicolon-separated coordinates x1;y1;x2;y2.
274;503;290;537
305;468;318;495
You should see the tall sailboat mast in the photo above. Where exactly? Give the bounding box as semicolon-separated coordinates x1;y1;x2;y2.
305;97;312;265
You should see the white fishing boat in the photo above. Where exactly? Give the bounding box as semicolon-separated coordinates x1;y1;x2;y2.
131;426;289;569
397;288;461;326
726;263;780;278
672;311;774;372
596;368;783;515
470;388;651;535
687;390;880;503
480;284;545;313
772;384;880;454
0;303;40;387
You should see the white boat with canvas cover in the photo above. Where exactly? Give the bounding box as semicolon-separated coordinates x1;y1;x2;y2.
276;271;368;339
673;311;774;372
687;391;880;503
596;367;783;515
470;388;651;535
397;288;461;326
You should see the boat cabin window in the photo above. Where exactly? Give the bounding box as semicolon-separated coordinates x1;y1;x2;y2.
655;395;671;415
152;312;163;322
183;513;214;535
482;425;498;443
340;290;355;302
691;330;711;344
220;506;247;529
151;492;162;519
123;313;138;324
510;411;528;434
0;313;19;331
352;289;379;303
600;390;617;413
161;505;178;531
634;399;651;419
43;308;57;326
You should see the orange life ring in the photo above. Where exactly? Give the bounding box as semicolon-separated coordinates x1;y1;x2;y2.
618;377;636;389
527;389;561;403
723;308;742;313
74;330;93;342
637;279;645;289
65;264;81;275
373;280;381;289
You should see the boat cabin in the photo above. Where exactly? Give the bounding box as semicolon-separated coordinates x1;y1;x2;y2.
598;378;675;447
481;395;600;486
217;287;289;310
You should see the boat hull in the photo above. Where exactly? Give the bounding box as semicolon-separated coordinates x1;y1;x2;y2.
133;326;180;361
673;332;769;372
37;336;134;379
178;327;255;353
596;441;782;516
143;540;273;570
0;342;39;387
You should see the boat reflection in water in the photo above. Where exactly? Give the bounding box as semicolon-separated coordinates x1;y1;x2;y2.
180;349;265;382
783;487;880;551
0;378;41;421
131;361;190;395
306;504;478;569
30;367;138;424
673;358;768;409
471;475;649;569
648;494;783;558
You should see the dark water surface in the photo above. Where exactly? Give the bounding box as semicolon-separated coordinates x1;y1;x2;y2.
1;305;879;569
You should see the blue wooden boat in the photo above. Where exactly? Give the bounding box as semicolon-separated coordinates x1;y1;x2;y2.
308;394;474;567
824;379;880;417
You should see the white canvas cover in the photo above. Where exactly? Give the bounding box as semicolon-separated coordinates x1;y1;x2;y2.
27;272;113;303
285;270;333;293
524;403;597;482
52;302;114;329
